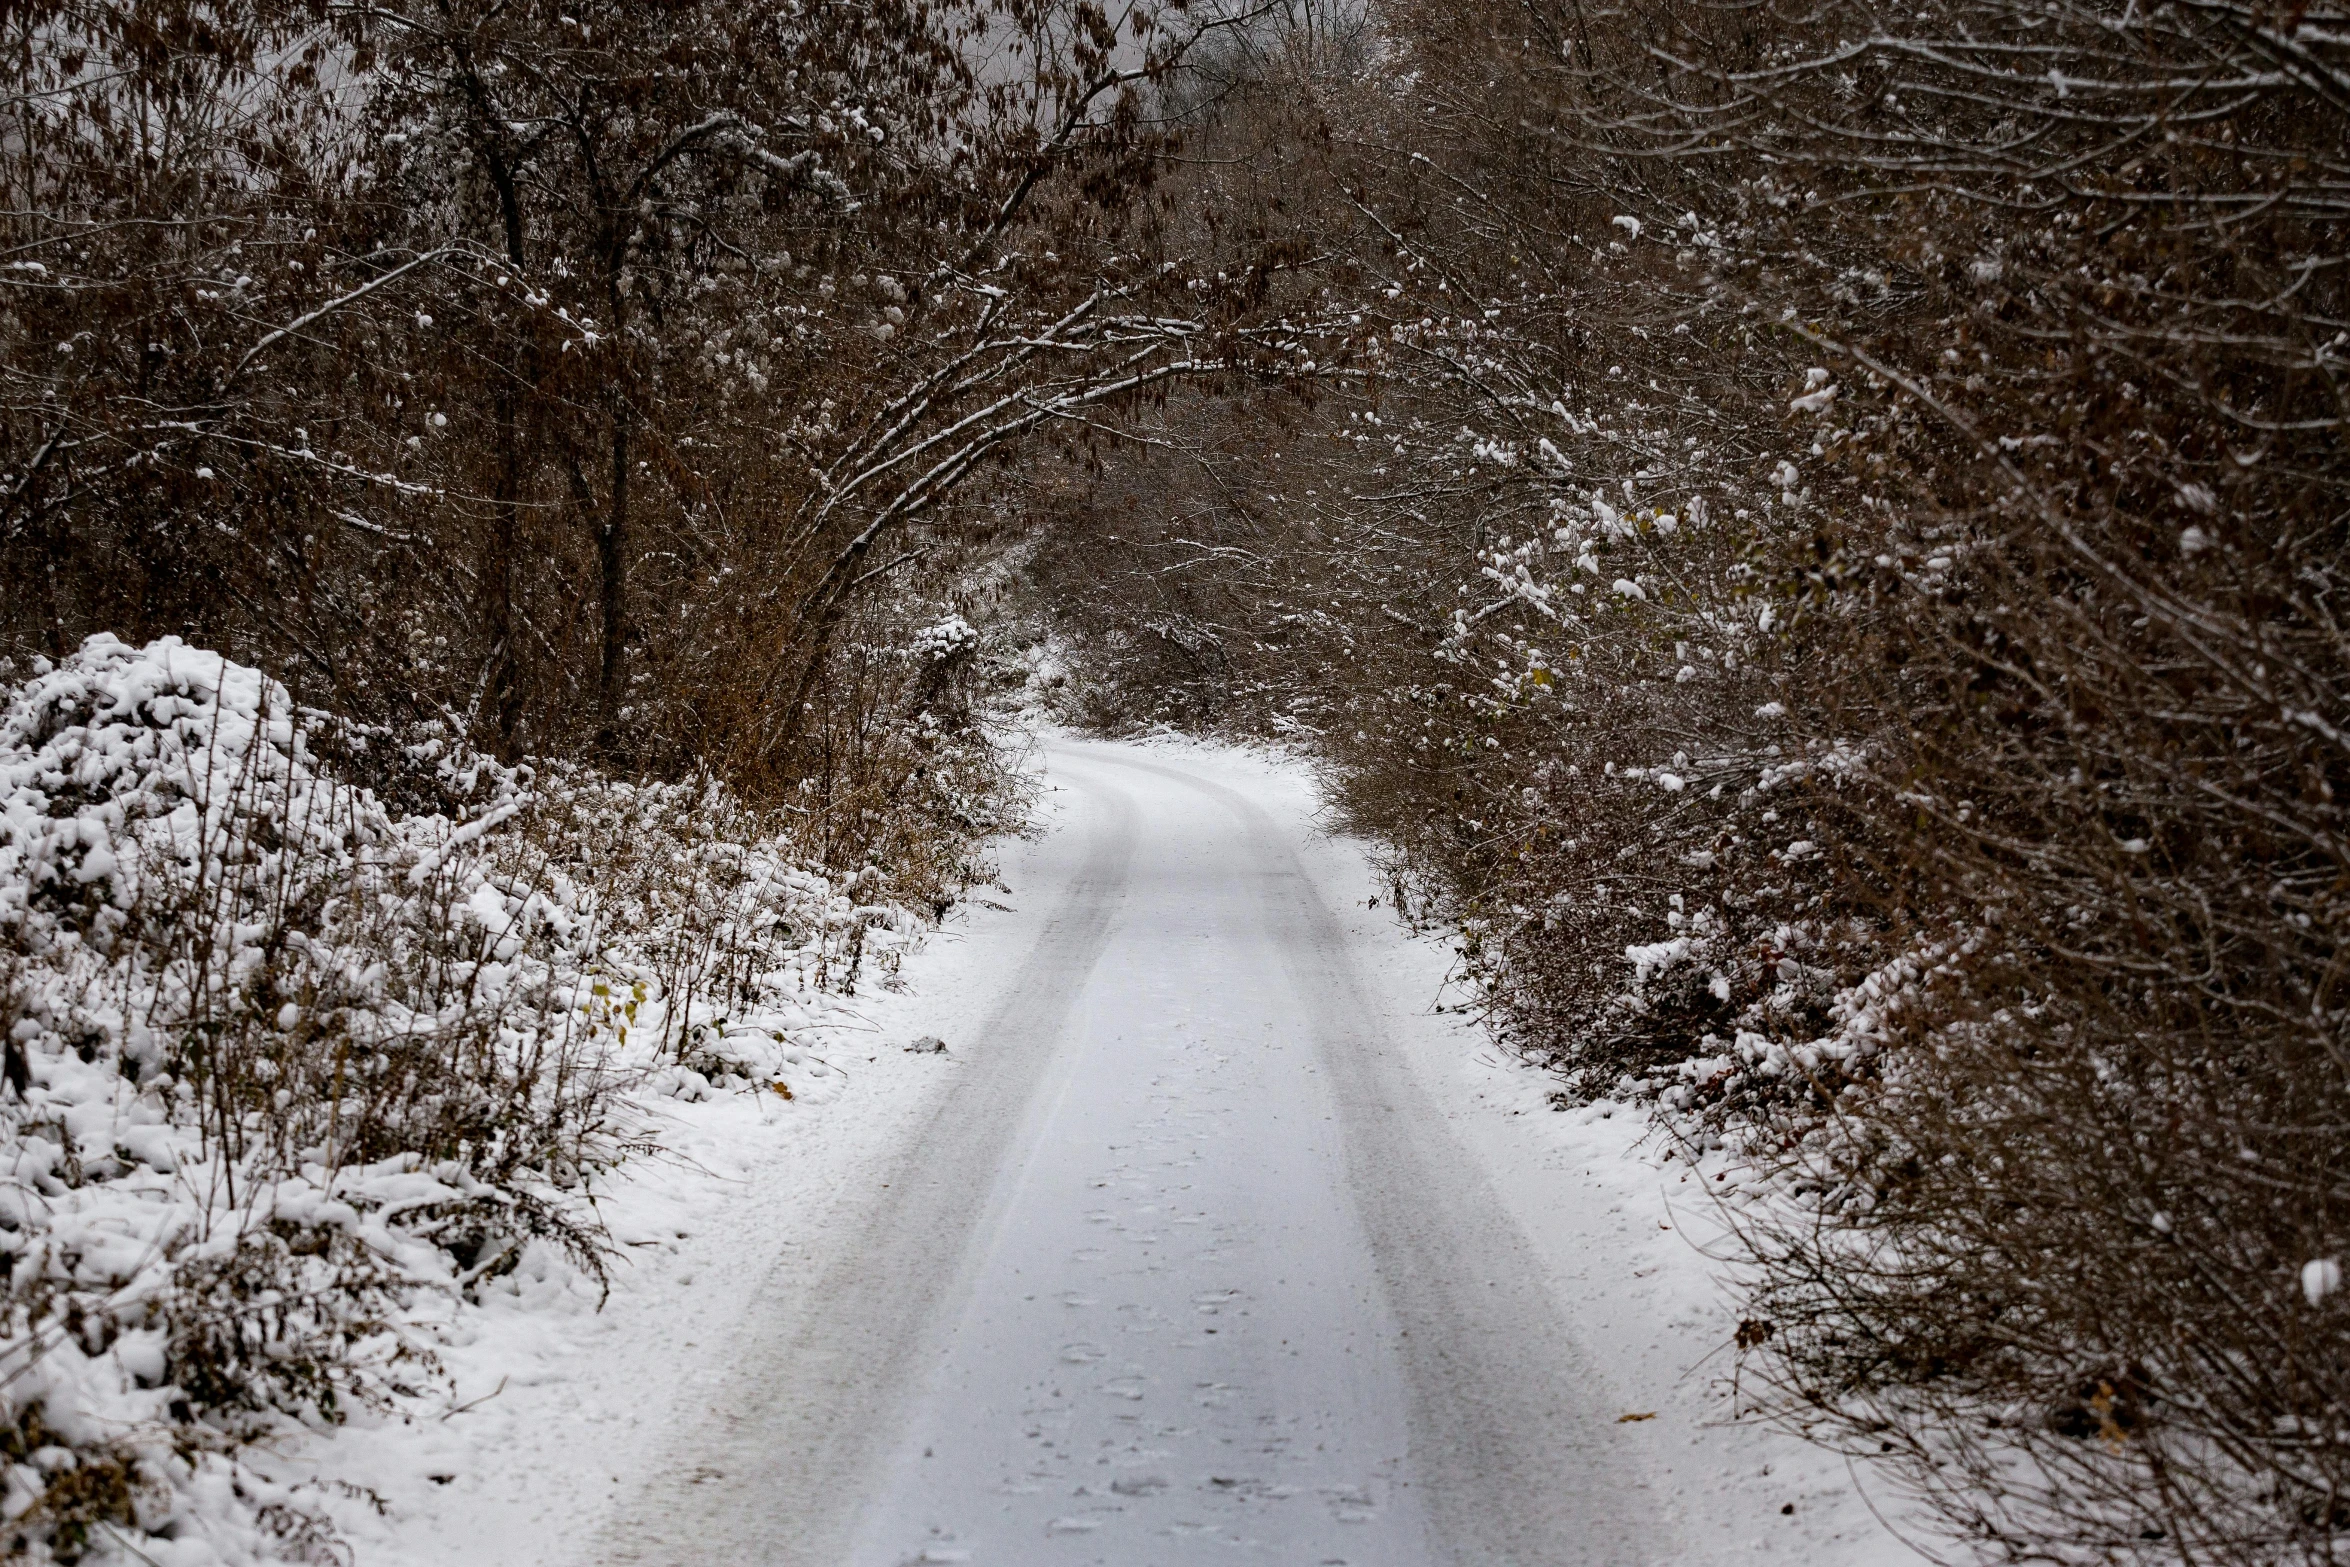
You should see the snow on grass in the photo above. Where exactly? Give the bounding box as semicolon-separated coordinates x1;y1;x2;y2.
260;794;1064;1567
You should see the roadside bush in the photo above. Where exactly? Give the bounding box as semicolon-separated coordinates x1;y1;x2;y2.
0;633;1020;1560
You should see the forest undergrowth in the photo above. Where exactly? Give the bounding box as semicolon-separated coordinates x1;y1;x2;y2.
7;0;2347;1560
0;633;1023;1562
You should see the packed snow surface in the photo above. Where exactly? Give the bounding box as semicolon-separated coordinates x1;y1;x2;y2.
292;737;1928;1566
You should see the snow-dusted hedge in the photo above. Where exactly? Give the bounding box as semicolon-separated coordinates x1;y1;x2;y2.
0;636;948;1563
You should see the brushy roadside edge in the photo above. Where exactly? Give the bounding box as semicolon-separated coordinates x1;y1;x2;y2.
0;632;1028;1565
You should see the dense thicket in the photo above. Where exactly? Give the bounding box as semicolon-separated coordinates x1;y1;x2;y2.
0;0;1301;834
1032;1;2350;1559
0;5;1315;1557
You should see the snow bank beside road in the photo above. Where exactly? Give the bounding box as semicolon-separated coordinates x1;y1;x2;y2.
263;795;1068;1567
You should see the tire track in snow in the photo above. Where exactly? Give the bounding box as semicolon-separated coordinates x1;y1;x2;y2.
596;766;1139;1567
1081;746;1670;1567
846;746;1442;1565
601;742;1671;1566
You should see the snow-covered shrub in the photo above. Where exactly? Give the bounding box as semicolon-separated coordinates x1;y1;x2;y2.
906;615;978;664
776;601;1034;926
0;636;607;1558
0;636;983;1561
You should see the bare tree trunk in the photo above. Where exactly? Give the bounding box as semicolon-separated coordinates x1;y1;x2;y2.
33;501;69;658
482;136;528;760
597;400;631;749
483;384;522;758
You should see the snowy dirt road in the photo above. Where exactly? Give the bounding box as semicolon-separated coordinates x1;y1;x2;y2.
598;740;1665;1567
301;737;1921;1567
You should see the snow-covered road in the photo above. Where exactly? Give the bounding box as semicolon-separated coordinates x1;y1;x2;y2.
301;738;1922;1567
602;740;1659;1566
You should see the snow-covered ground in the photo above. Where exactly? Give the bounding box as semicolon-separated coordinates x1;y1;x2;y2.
278;736;1929;1566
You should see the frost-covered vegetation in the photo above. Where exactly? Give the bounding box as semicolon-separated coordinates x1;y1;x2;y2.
7;0;2346;1559
0;637;1014;1561
0;0;1294;784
